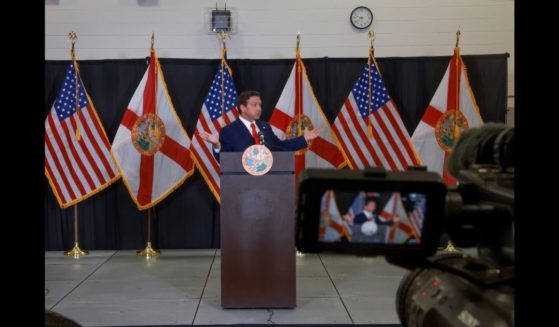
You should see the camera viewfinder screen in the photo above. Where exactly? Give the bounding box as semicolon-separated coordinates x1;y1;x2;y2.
319;191;426;245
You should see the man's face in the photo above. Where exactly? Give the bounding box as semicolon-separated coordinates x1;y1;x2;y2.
240;96;262;121
364;201;376;212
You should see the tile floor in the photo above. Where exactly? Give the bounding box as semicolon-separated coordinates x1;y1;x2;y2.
45;249;413;326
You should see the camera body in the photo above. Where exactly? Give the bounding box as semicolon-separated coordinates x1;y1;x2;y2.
295;166;514;326
295;123;514;326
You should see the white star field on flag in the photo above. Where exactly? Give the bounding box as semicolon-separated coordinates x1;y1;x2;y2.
352;61;390;118
55;64;89;120
204;65;238;120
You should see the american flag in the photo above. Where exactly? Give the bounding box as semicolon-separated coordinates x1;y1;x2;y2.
409;205;424;236
45;63;119;208
190;49;238;202
332;49;420;170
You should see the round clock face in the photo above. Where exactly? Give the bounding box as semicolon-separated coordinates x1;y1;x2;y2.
350;6;373;30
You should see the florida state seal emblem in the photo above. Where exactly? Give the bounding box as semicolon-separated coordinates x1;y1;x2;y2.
242;144;274;176
131;113;166;156
285;114;314;154
435;110;468;152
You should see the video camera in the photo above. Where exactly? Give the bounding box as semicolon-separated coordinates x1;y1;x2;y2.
295;123;514;326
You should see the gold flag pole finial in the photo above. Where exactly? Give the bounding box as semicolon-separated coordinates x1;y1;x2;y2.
455;28;461;48
368;30;375;49
296;32;301;50
68;31;77;59
151;32;155;50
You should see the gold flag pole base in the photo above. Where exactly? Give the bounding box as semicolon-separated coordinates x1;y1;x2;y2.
438;240;462;254
64;242;89;258
137;241;160;258
296;250;305;257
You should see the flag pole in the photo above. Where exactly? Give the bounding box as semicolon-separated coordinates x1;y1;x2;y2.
64;204;89;258
295;35;304;260
137;207;160;257
452;28;462;142
68;31;82;142
295;34;304;260
295;32;302;135
218;31;229;117
367;30;375;137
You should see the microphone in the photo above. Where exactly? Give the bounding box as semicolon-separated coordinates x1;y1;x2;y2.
258;130;265;145
446;123;514;178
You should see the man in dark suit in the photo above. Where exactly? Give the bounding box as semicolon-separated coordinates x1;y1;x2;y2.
351;196;400;243
200;90;321;155
353;197;378;225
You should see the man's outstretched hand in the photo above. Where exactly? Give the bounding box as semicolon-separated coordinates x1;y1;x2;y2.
199;130;220;148
303;127;322;142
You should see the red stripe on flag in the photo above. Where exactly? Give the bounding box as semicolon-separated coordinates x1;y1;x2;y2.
45;156;68;204
295;153;305;179
85;105;112;149
332;123;359;169
370;112;398;170
192;152;219;195
222;110;232;125
212;118;223;133
295;57;303;116
345;100;382;166
397;222;412;235
383;102;419;166
137;154;155;206
47;114;87;196
329;220;345;234
159;137;194;171
379;211;392;221
335;111;366;168
310;136;346;167
64;116;97;190
389;226;395;242
447;50;461;112
45;134;76;201
121;109;139;131
194;132;221;178
422;105;443;128
143;52;157;115
269;108;292;131
72;113;113;183
80;108;117;179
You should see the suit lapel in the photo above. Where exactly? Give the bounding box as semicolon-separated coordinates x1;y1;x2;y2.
234;119;254;145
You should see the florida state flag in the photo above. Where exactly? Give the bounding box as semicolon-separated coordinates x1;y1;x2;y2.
111;48;195;209
269;47;346;180
411;47;483;185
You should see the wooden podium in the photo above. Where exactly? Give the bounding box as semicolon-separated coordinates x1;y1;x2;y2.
220;151;296;308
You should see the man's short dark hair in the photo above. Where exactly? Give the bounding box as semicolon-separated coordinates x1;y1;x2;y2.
238;90;261;108
364;196;376;205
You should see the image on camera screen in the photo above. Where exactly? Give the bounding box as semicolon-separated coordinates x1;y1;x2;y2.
318;190;426;245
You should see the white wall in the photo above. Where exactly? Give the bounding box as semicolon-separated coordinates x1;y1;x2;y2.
46;0;514;121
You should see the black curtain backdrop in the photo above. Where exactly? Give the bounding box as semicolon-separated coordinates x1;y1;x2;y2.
45;54;508;250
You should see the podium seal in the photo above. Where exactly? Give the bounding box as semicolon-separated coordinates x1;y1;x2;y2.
242;144;274;176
